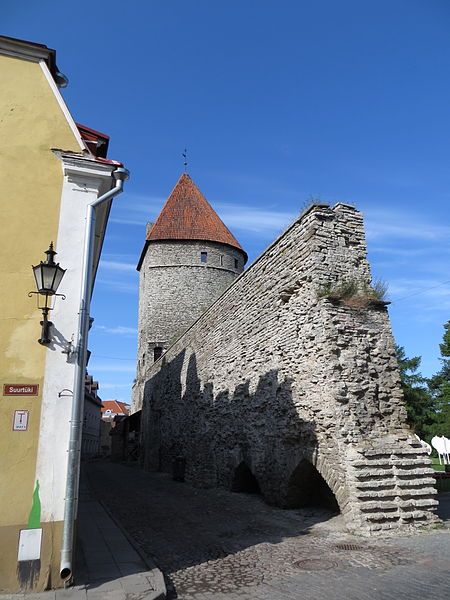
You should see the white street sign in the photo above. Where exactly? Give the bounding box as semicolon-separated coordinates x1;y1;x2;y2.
13;410;29;431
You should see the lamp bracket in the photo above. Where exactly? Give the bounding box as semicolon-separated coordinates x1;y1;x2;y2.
62;335;76;359
28;291;66;311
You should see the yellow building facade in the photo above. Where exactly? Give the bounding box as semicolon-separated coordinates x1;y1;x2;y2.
0;36;126;592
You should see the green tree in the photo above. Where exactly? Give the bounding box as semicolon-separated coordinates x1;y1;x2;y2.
428;320;450;436
395;345;435;439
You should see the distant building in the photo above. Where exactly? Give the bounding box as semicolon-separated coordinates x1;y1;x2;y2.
82;375;102;458
101;400;130;422
99;401;130;457
0;35;127;592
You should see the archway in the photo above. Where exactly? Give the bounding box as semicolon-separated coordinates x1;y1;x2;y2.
231;462;261;494
285;459;339;512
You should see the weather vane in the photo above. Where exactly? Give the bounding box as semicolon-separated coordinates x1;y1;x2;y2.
182;148;188;172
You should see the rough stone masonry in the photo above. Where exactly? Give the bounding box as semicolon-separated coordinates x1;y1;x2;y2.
134;203;438;535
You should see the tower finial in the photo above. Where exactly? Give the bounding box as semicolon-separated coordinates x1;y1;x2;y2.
182;148;188;173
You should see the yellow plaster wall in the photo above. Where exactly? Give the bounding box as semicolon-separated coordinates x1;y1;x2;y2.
0;54;81;531
0;521;64;593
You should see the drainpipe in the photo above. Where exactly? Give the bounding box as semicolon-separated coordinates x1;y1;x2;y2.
60;166;130;581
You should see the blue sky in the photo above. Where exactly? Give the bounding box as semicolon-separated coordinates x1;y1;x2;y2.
5;1;450;402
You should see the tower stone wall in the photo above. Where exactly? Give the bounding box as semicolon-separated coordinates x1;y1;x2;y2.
136;239;244;382
136;203;438;536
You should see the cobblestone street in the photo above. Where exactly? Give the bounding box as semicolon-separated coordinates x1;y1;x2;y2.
86;462;450;600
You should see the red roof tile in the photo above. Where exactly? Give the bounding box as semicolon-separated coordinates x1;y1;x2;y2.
76;123;110;158
147;174;246;255
101;400;130;416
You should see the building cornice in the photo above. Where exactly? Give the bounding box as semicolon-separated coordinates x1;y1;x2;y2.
0;35;67;87
54;151;118;182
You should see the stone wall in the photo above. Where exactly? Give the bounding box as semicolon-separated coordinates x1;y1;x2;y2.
134;239;245;408
136;204;438;535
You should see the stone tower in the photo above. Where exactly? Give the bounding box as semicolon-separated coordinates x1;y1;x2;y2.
133;173;247;406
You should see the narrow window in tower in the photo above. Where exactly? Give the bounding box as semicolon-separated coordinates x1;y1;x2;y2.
154;346;163;362
234;258;239;269
220;255;224;266
200;251;207;263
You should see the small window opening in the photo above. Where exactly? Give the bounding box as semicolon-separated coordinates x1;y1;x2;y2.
220;255;224;266
154;346;163;362
200;251;208;263
234;258;239;269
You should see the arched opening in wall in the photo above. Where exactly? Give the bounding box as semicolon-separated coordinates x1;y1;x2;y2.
231;462;261;494
285;459;339;512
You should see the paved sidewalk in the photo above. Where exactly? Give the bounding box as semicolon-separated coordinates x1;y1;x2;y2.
87;461;450;600
0;467;165;600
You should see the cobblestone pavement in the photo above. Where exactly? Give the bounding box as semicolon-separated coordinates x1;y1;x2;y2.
86;462;450;600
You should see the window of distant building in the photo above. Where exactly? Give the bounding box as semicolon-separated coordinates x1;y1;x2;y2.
234;258;239;269
154;346;163;362
220;255;224;266
200;251;207;263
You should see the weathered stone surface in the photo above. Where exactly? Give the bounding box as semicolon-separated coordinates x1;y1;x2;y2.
133;239;245;408
135;203;438;534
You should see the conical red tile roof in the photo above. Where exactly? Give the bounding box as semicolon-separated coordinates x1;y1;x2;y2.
146;173;245;254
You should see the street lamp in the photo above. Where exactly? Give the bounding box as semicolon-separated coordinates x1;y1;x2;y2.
29;243;66;345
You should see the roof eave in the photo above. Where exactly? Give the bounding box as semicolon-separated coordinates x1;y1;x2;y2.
0;35;68;87
136;237;248;271
136;240;149;272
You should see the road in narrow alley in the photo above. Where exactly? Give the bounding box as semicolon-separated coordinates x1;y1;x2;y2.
86;461;450;600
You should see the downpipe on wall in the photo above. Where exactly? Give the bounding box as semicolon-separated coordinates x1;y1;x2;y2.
60;166;129;582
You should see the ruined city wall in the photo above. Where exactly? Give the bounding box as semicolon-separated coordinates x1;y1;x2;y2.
137;204;438;535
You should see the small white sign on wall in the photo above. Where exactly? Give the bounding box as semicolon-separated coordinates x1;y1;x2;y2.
13;410;29;431
18;529;42;561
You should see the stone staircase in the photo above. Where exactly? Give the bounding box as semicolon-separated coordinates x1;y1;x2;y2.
348;438;439;534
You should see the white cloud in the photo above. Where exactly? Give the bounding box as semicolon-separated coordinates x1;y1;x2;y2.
369;245;436;258
99;260;136;272
121;193;165;211
388;277;449;297
96;257;139;294
96;279;138;294
364;209;450;242
110;216;147;226
89;363;136;373
214;202;296;234
110;193;165;226
110;190;297;236
95;325;137;336
100;382;134;389
387;278;450;314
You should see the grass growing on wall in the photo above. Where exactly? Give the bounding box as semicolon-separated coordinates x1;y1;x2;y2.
317;278;388;308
